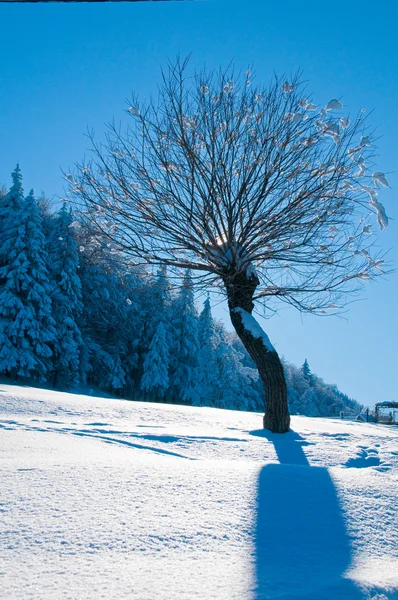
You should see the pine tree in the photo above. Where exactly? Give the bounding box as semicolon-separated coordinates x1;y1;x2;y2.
210;324;251;410
0;170;55;380
137;266;172;397
78;260;127;392
169;271;199;404
194;296;218;406
198;296;214;345
301;359;313;385
141;321;169;399
76;231;148;393
117;269;147;397
0;165;24;266
47;203;83;388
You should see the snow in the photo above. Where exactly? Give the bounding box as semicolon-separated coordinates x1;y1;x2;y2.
372;172;389;189
325;99;344;111
232;307;275;352
205;240;258;279
1;383;397;600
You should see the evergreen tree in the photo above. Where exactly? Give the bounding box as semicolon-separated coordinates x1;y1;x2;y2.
0;170;55;380
209;324;255;410
137;266;172;397
194;297;218;406
0;166;24;271
47;203;83;388
76;230;148;393
141;321;169;399
118;270;148;397
228;331;264;411
169;271;199;403
79;260;127;392
198;296;214;345
301;359;313;385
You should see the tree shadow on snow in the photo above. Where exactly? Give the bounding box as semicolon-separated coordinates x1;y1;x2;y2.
249;429;364;600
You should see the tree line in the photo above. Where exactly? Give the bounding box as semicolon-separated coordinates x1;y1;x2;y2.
0;165;362;417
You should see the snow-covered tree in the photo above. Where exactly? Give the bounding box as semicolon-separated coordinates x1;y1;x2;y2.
47;203;83;388
169;271;199;404
79;260;127;391
141;320;169;400
284;359;362;417
301;359;314;386
136;266;172;395
0;169;55;380
209;323;260;411
299;388;320;417
75;226;149;394
194;297;218;406
74;58;390;431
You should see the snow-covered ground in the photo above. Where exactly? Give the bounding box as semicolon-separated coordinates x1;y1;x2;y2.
1;384;397;600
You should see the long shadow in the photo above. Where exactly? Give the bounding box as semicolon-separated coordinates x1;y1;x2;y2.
0;421;196;461
250;429;364;600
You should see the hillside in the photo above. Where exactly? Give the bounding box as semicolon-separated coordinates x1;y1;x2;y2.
1;384;397;599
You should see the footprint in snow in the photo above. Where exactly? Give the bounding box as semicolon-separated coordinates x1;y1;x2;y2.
345;447;381;469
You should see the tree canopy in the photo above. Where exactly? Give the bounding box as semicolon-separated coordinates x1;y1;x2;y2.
72;58;390;315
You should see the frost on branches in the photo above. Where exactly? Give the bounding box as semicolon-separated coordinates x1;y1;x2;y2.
71;58;390;432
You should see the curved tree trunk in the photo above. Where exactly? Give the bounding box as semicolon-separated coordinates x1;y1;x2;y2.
225;271;290;433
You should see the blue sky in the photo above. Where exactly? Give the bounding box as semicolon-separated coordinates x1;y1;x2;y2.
0;0;397;406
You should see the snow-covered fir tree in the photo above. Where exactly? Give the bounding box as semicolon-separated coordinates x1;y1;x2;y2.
47;203;83;388
141;320;169;400
194;296;218;406
210;323;260;411
169;271;199;403
118;270;148;398
301;359;314;385
136;266;172;398
78;256;127;392
75;226;149;394
0;170;55;380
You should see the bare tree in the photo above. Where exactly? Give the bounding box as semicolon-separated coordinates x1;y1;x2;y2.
71;58;390;433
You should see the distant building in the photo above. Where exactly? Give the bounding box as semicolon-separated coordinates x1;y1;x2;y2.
356;408;374;423
374;402;398;425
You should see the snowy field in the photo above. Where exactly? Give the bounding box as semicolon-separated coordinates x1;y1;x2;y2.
0;384;397;600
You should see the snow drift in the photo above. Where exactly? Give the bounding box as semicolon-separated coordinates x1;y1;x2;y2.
0;383;397;599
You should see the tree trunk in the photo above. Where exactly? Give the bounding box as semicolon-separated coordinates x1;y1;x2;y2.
225;271;290;433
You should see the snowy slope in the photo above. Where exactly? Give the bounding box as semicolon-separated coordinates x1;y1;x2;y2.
0;384;397;600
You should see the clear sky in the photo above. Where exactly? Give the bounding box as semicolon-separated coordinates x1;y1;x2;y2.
0;0;397;406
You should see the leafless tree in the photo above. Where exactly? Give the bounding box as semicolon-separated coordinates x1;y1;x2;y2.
71;57;390;433
36;193;55;220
